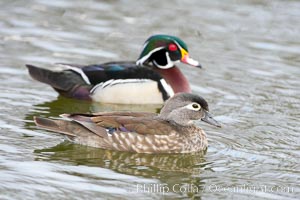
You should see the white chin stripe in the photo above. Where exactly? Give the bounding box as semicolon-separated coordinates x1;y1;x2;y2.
153;52;175;69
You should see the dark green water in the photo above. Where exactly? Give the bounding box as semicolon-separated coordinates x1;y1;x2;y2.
0;0;299;199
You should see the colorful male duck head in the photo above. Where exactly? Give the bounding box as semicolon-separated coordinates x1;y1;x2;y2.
136;35;201;69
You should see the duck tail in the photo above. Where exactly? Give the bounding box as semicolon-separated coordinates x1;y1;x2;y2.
26;64;92;100
34;117;77;138
34;116;110;148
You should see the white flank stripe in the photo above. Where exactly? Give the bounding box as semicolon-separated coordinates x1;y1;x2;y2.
90;79;152;94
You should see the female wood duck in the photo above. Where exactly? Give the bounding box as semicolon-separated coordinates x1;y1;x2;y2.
26;35;201;104
34;93;221;154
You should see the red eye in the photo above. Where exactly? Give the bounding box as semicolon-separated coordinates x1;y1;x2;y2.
168;44;178;51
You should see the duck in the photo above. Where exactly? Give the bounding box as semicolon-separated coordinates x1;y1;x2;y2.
34;93;221;154
26;35;201;104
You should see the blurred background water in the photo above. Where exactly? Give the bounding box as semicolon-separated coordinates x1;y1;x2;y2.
0;0;299;199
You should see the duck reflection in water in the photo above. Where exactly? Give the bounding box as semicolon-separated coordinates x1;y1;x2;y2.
34;142;209;197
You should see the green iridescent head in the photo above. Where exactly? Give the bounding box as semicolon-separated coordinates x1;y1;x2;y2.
136;35;201;69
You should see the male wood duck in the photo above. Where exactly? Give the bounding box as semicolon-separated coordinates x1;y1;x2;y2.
26;35;201;104
34;93;221;154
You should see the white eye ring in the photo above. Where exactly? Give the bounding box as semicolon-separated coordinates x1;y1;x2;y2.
185;103;201;111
